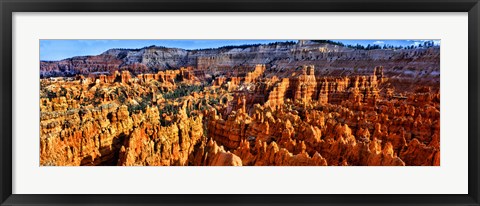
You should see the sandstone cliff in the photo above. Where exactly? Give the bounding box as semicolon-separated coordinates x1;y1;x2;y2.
40;44;440;166
41;41;440;80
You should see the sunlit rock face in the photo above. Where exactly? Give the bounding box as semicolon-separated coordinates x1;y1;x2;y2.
40;41;440;166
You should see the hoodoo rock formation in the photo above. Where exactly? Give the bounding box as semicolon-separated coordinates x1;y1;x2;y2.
40;41;440;166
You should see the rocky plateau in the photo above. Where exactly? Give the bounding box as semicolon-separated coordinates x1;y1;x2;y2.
40;40;440;166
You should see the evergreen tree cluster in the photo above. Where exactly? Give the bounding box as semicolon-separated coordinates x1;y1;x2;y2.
312;40;438;50
162;84;205;100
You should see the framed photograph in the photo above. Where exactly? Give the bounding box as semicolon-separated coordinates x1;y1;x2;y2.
1;0;479;205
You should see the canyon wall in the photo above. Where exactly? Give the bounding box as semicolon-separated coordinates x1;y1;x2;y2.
41;41;440;79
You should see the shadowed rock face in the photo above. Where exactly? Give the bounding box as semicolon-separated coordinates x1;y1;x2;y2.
40;42;440;166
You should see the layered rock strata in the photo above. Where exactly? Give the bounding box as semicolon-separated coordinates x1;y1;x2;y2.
40;51;440;166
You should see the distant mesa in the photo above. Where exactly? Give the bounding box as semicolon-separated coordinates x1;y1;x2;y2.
40;40;440;79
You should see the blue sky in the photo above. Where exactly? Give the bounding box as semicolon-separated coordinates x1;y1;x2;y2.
332;40;440;47
40;39;440;61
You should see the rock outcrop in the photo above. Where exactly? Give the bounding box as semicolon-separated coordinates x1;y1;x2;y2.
40;42;440;166
41;41;440;80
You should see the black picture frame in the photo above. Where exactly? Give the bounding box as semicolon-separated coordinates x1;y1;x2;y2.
1;0;479;205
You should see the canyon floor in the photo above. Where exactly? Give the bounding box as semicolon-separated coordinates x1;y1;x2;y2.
40;63;440;166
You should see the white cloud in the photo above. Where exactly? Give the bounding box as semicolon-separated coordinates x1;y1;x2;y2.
373;41;385;44
410;40;440;46
411;41;423;46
